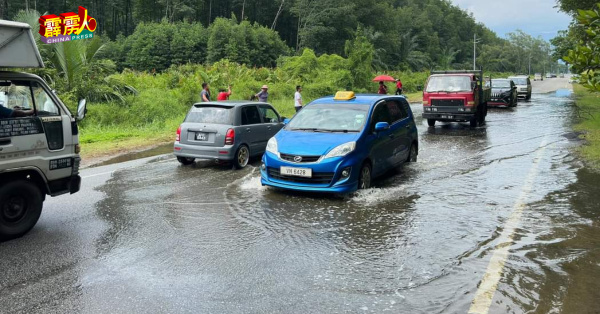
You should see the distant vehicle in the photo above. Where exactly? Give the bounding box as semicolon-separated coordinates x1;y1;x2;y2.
546;73;553;78
508;75;532;100
552;73;558;78
534;73;543;81
0;20;86;240
488;79;518;108
174;102;284;169
261;92;418;193
422;70;491;128
559;73;565;78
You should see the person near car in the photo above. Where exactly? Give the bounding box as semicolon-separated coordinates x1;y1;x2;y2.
255;85;269;102
294;85;303;112
200;82;211;102
217;85;232;101
0;103;34;118
378;81;388;94
395;79;403;95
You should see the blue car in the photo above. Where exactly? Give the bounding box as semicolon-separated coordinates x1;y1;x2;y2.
260;92;419;193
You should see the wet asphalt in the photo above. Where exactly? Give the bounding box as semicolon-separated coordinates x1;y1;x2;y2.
1;79;599;314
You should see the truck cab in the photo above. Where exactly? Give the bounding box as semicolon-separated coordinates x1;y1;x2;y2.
422;70;491;128
0;20;86;240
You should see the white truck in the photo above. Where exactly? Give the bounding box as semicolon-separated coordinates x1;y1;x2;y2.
0;20;86;240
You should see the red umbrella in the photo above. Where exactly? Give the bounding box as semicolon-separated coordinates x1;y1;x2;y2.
372;75;396;82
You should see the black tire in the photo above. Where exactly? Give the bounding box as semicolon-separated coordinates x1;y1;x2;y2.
177;156;195;165
407;143;418;162
470;116;478;128
358;162;372;190
526;92;531;100
0;180;43;241
427;119;436;127
233;145;250;169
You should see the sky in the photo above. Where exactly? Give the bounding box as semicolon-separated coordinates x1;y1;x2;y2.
450;0;572;41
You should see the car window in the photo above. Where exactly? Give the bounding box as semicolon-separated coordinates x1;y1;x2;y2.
1;80;33;111
386;101;408;123
31;82;60;116
242;106;262;125
259;106;279;123
186;106;232;124
370;102;392;132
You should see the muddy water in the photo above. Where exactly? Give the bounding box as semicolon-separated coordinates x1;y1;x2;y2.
2;91;599;313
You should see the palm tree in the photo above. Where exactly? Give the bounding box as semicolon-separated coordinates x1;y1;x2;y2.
397;32;429;71
439;46;460;70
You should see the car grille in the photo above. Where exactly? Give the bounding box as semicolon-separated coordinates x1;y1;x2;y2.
267;167;334;185
280;153;321;163
431;99;464;106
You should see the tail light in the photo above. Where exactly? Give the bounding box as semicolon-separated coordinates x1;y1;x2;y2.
176;125;181;142
225;128;235;145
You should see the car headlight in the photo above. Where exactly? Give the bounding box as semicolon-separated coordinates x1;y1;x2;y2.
324;142;356;159
266;137;279;156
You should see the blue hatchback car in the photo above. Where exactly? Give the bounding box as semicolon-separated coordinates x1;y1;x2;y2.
260;92;419;193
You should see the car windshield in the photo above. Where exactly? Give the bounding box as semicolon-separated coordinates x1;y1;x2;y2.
492;80;511;88
510;78;527;85
286;104;369;132
185;106;232;124
426;75;472;92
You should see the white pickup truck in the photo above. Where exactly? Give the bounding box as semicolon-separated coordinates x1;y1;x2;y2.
0;20;86;240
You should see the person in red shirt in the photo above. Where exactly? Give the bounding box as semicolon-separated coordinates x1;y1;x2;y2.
217;85;232;101
378;81;388;94
395;79;403;95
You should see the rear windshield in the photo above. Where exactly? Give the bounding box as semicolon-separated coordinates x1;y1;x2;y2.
185;106;232;124
426;75;472;92
492;80;511;88
510;78;528;85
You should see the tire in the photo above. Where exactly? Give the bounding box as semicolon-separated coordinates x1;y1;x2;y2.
407;143;418;162
177;156;195;165
526;92;531;100
427;119;436;127
358;162;372;190
0;180;44;241
470;115;478;128
233;145;250;169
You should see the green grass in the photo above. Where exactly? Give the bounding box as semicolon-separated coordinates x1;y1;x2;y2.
573;84;600;168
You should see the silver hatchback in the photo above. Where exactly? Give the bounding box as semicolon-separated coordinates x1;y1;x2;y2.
174;101;285;168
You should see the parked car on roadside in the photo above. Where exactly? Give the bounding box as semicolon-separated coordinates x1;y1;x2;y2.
508;75;532;100
534;73;543;81
489;79;518;108
546;73;553;79
174;101;285;169
261;92;418;194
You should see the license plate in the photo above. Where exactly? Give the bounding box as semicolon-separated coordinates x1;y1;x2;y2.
281;166;312;178
441;115;453;119
196;132;208;141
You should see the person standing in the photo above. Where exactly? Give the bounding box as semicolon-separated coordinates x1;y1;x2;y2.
255;85;269;102
395;79;403;95
294;85;303;112
217;85;232;101
200;82;211;102
378;81;388;94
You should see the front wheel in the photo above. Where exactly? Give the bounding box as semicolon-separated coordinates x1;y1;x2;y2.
233;145;250;169
0;180;44;241
526;92;531;100
358;163;372;190
427;119;436;127
177;156;195;165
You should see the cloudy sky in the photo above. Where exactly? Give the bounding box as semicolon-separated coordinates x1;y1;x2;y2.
450;0;572;41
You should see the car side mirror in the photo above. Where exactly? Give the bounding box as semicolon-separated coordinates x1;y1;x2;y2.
471;81;477;90
77;98;87;121
283;118;290;125
280;116;287;123
374;122;390;132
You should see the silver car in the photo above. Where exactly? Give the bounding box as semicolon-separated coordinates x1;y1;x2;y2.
174;101;285;168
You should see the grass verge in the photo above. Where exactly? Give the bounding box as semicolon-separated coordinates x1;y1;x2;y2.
573;84;600;168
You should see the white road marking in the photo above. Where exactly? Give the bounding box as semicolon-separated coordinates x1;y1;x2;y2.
469;138;549;314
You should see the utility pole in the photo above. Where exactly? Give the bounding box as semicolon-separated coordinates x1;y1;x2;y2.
473;33;481;70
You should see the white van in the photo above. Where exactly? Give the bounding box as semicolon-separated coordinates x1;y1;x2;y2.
0;20;86;240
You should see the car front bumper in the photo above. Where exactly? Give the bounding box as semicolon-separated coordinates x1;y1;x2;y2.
173;142;235;161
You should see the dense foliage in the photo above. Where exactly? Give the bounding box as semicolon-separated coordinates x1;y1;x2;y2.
564;5;600;92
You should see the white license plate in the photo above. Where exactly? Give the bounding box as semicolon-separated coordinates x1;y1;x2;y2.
441;115;454;119
281;166;312;178
196;133;208;141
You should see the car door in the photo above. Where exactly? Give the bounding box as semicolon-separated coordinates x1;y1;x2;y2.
388;99;413;165
367;101;394;176
239;105;266;155
258;105;283;153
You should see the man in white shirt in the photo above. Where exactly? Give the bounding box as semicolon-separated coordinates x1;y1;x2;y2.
294;85;303;112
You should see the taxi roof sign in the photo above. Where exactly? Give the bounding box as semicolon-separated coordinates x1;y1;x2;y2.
334;91;355;101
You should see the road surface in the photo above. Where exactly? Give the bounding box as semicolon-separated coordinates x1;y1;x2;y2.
2;78;599;314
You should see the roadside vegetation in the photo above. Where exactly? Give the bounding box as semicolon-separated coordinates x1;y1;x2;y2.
573;85;600;168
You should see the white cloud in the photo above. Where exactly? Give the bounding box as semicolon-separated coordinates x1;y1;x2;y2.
450;0;571;40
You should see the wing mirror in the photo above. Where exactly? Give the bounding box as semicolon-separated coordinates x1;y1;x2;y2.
471;81;477;90
374;122;390;132
77;98;87;121
283;118;290;125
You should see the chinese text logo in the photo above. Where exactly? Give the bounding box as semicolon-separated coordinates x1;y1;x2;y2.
39;6;97;44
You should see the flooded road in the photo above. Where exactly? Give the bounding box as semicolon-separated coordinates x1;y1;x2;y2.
2;81;600;313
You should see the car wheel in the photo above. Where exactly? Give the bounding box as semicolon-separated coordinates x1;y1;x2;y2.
358;162;372;190
427;119;436;127
0;180;43;241
526;92;531;100
234;145;250;169
407;143;418;162
177;156;195;165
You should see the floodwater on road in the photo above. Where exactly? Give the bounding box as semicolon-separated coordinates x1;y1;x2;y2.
1;86;600;313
